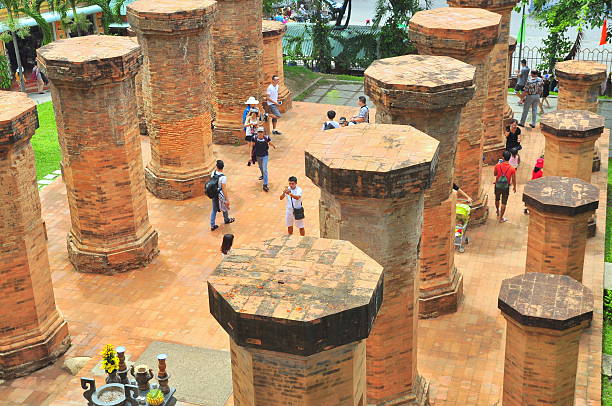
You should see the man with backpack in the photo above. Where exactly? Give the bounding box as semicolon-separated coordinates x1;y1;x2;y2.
322;110;340;130
206;160;235;231
350;96;369;124
493;150;517;223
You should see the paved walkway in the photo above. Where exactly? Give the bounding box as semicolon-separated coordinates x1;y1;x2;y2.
0;102;605;405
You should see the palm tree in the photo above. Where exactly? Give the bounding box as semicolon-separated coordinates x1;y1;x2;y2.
19;0;54;45
0;0;27;91
51;0;91;37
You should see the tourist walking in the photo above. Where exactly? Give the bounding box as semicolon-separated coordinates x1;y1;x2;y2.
505;119;522;151
322;110;340;130
493;150;517;223
207;160;235;231
32;65;44;94
266;75;283;134
280;176;305;236
350;96;369;124
508;147;521;169
539;73;551;113
519;70;544;129
253;127;276;192
515;59;530;104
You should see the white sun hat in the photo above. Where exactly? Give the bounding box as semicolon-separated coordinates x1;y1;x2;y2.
244;96;259;105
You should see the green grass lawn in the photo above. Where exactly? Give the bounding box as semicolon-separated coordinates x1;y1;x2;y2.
31;101;61;181
284;65;363;101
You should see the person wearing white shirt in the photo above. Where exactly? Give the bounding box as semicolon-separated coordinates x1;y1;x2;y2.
266;75;282;135
279;176;305;236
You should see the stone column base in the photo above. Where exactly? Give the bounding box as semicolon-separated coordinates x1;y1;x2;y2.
419;269;463;319
483;142;506;166
0;313;70;379
368;374;430;406
145;166;212;200
468;190;488;226
213;123;245;145
67;228;159;275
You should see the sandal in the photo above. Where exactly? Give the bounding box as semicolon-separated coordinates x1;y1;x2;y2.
499;217;508;223
224;218;235;224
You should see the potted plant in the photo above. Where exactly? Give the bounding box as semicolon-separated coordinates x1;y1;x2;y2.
100;344;121;384
146;388;165;406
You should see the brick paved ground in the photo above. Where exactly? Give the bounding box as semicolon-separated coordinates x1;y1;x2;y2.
0;102;605;406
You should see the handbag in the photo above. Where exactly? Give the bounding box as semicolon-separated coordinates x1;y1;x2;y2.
291;195;305;220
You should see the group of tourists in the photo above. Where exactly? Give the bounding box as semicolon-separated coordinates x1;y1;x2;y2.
515;59;552;127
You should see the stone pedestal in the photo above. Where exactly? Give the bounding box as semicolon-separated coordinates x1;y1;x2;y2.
37;36;159;274
262;20;292;113
364;55;475;318
523;176;598;282
208;236;384;406
128;0;217;200
540;110;604;183
555;60;607;172
409;7;500;225
0;92;70;379
448;0;518;165
212;0;263;144
305;124;438;405
498;273;593;406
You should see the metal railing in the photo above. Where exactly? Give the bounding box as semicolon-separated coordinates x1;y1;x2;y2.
511;45;612;73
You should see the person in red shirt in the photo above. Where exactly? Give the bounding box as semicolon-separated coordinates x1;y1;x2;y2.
493;150;517;223
531;157;544;180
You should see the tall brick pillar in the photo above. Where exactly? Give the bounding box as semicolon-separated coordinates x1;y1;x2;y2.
448;0;518;165
555;60;607;172
262;20;292;113
128;0;217;200
498;273;593;406
523;176;598;282
305;124;439;405
540;110;604;182
212;0;263;144
409;8;500;225
208;236;384;406
37;36;159;274
0;92;70;379
365;55;475;318
127;33;147;136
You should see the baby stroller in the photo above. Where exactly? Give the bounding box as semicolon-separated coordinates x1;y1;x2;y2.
454;199;471;253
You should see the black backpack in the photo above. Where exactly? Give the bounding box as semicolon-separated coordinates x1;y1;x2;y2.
323;121;336;130
205;172;221;199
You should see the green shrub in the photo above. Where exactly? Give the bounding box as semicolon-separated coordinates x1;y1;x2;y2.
604;289;612;322
0;55;12;89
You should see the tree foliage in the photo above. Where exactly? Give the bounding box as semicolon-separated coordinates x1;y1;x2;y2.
372;0;428;58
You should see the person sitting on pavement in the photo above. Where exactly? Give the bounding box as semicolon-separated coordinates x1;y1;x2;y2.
350;96;369;124
322;110;340;130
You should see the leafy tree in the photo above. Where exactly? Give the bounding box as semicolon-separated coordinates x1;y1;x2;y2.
311;0;333;72
0;54;12;89
51;0;91;36
0;0;29;91
86;0;125;34
19;0;53;45
372;0;428;58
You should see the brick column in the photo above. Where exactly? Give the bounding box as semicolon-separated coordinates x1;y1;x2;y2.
212;0;263;144
208;236;384;406
37;36;159;274
262;20;292;113
498;273;593;406
126;33;147;136
305;124;438;405
555;60;607;172
0;92;70;379
128;0;217;200
523;176;598;282
540;110;604;183
409;8;500;225
365;55;475;318
448;0;518;165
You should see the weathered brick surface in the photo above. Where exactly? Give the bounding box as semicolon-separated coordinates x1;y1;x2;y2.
212;0;263;145
37;36;159;274
208;236;383;405
305;124;438;405
410;7;500;224
540;110;604;182
449;0;518;165
127;34;148;136
262;20;292;113
128;0;217;200
523;176;599;282
0;91;70;379
364;55;475;319
498;273;593;406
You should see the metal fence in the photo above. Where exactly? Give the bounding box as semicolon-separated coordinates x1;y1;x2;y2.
511;46;612;73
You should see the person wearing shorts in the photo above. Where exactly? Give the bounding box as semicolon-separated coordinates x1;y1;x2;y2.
279;176;305;236
266;75;282;135
493;150;516;223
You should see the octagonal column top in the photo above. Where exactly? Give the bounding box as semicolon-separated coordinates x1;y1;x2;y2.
447;0;517;12
540;110;605;139
262;19;286;37
498;273;593;330
208;236;384;356
365;55;475;110
305;123;439;199
555;60;607;84
522;176;599;216
409;8;501;55
0;92;38;147
37;36;142;87
127;0;217;34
